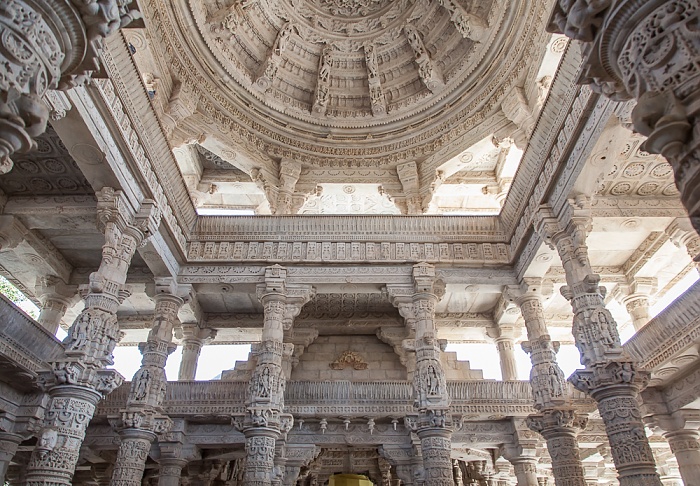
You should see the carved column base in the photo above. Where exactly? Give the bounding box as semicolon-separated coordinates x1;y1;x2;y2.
25;385;104;486
0;432;22;483
527;410;587;486
158;458;188;486
243;427;280;486
111;428;157;486
416;427;453;486
571;367;662;486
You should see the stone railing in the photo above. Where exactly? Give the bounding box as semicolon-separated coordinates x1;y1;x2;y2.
285;380;413;404
192;215;504;242
96;379;593;418
624;280;700;371
0;294;64;374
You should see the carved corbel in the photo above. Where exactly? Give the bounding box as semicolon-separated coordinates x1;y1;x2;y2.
275;159;303;215
403;24;444;93
501;87;537;148
251;167;280;214
0;215;28;252
162;81;198;141
436;0;488;41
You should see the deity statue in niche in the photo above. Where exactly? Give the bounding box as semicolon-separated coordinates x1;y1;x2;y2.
256;366;272;398
426;364;440;395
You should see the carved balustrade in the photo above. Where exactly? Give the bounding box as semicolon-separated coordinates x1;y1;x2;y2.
624;279;700;371
0;293;64;374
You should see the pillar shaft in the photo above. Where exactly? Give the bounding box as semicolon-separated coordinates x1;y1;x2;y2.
495;337;518;381
158;458;188;486
417;428;453;486
37;297;70;335
624;295;651;332
111;429;157;486
511;459;538;486
25;385;103;485
179;339;203;381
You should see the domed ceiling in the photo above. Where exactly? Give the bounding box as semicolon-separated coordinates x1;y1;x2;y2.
149;0;552;166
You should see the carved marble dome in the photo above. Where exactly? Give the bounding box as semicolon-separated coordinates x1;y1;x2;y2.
159;0;551;165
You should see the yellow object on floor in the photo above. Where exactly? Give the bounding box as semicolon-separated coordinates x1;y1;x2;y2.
328;474;374;486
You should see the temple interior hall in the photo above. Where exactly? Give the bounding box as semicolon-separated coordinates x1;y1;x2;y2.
1;1;700;485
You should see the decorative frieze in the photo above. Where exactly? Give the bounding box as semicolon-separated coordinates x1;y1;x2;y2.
187;240;509;264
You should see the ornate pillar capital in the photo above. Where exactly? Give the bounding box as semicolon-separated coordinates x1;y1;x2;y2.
0;0;142;169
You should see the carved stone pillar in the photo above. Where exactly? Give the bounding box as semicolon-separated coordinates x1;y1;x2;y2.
0;432;22;483
0;0;141;170
24;188;160;486
547;0;700;235
177;325;217;381
488;327;518;381
35;276;79;335
409;263;452;486
510;459;538;486
111;280;190;486
111;428;157;486
156;439;198;486
614;278;657;332
647;410;700;486
535;202;660;486
242;265;313;486
158;458;188;486
665;429;700;486
515;281;587;486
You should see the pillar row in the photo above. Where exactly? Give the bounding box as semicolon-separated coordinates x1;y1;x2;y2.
535;202;661;486
24;188;160;486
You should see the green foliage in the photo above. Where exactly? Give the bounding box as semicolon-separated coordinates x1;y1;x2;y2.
0;276;39;319
0;276;27;303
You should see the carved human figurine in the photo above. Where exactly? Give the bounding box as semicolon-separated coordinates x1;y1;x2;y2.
274;23;293;56
316;85;329;107
66;312;92;351
134;369;150;400
426;364;440;395
257;366;272;397
365;44;379;79
318;49;332;83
